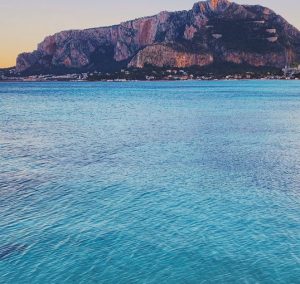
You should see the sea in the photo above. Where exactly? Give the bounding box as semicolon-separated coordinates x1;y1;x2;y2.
0;80;300;283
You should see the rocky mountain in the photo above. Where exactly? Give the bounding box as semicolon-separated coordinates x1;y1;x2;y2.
16;0;300;74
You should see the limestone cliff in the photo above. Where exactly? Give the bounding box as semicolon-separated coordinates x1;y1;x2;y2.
16;0;300;73
128;44;214;68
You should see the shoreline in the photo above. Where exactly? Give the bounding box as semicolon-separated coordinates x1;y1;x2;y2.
0;78;299;83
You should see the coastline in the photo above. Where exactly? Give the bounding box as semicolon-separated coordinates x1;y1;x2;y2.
0;77;299;83
1;68;299;82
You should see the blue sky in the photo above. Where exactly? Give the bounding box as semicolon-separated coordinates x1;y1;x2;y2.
0;0;299;67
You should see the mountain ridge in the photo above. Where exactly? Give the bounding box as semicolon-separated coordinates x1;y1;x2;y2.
16;0;300;74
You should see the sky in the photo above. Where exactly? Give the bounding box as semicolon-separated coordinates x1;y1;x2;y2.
0;0;299;68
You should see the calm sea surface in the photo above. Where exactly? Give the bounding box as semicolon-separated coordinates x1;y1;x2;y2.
0;81;300;283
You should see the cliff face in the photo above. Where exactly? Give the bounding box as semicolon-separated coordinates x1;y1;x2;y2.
16;0;300;73
128;44;214;68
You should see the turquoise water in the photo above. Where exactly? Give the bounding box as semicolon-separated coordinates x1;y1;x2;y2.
0;81;300;283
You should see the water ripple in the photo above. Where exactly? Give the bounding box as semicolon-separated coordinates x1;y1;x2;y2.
0;81;300;283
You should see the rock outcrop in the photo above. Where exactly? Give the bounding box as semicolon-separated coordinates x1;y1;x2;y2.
16;0;300;73
128;44;214;68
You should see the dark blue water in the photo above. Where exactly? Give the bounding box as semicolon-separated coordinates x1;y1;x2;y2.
0;81;300;283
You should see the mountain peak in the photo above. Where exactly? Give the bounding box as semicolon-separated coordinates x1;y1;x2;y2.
209;0;230;10
193;0;231;14
16;0;300;74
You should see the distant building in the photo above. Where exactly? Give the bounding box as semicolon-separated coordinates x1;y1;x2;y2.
283;65;300;77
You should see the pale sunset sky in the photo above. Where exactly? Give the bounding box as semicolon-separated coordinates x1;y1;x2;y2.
0;0;299;68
